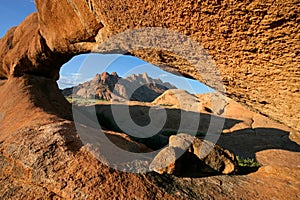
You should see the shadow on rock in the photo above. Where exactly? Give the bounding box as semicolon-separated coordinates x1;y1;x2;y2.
90;104;242;150
217;128;300;159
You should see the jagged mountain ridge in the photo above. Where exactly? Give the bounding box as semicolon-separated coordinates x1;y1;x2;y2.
62;72;176;102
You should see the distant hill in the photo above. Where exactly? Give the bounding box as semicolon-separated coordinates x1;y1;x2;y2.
62;72;176;102
153;89;201;110
153;89;227;115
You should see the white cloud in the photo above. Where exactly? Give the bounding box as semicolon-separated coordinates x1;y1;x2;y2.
71;72;82;76
159;74;169;78
57;76;77;88
57;74;93;89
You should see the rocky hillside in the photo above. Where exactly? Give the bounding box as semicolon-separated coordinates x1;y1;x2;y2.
62;72;176;102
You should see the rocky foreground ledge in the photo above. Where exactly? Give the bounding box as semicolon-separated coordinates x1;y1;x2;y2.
0;75;299;199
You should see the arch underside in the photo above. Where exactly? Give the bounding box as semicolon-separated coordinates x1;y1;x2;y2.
0;0;299;132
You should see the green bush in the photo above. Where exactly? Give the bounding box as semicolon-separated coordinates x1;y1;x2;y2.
236;156;261;168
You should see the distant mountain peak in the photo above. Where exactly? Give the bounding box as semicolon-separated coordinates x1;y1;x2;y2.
62;72;176;102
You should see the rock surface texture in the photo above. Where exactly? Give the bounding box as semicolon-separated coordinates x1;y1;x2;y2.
0;0;299;131
0;0;300;199
0;75;299;199
0;76;175;199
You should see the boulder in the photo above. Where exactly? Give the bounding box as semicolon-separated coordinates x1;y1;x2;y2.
150;133;238;175
193;139;238;174
149;146;178;174
169;133;194;150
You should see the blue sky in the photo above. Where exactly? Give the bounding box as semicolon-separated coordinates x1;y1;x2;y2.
1;1;213;94
0;1;36;37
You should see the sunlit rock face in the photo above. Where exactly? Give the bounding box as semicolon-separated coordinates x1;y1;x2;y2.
0;0;299;131
62;72;176;102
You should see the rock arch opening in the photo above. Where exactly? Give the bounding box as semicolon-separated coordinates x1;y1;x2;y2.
58;53;215;99
57;53;222;139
